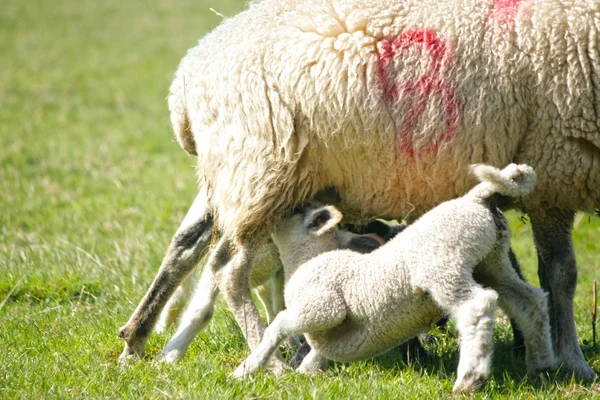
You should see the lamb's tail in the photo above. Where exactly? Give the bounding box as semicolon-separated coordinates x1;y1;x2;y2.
467;164;537;201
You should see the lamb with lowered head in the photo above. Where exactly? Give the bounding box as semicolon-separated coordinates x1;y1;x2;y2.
233;164;554;393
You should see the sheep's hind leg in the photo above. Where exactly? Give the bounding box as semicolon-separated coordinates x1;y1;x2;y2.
211;236;287;373
507;248;525;356
161;262;219;363
530;208;596;381
118;193;212;362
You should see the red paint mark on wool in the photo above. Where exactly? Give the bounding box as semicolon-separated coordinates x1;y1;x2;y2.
377;28;462;159
488;0;522;27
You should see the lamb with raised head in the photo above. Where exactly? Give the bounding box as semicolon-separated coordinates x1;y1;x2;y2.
119;0;599;379
233;164;554;393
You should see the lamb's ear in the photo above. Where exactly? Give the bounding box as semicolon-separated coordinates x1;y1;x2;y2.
344;235;382;254
305;206;342;236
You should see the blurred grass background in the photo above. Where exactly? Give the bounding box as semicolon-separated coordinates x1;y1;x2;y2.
1;0;598;398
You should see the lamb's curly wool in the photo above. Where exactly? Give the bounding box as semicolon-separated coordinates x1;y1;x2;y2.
120;0;599;380
233;164;554;393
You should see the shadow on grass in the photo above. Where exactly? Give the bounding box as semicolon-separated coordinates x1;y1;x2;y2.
329;334;598;391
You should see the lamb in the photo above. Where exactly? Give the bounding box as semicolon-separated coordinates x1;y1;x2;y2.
157;222;386;363
118;0;600;380
233;164;554;393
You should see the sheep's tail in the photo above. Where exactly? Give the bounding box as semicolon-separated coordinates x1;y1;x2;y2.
467;164;537;201
168;69;197;156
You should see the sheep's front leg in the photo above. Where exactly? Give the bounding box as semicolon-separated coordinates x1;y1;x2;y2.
161;263;219;363
450;288;498;393
211;237;287;372
118;193;212;361
530;208;596;381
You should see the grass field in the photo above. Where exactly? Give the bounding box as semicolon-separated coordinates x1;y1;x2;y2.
1;0;599;398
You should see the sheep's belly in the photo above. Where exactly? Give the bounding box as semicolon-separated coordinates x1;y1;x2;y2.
306;297;443;362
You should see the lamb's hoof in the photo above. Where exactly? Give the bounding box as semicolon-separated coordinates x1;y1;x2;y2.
452;382;484;394
231;363;251;379
159;348;183;364
452;384;476;395
452;374;486;394
265;356;289;376
297;363;325;375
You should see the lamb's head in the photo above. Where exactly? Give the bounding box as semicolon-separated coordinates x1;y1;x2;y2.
272;204;384;271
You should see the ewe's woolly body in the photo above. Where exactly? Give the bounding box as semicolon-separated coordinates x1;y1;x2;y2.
169;0;600;239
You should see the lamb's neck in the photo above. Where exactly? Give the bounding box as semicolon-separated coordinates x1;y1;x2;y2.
279;250;316;285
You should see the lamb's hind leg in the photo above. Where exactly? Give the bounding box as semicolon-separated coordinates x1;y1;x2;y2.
155;272;196;334
475;251;554;375
529;208;596;380
118;193;212;361
425;276;497;393
161;262;218;363
450;287;498;393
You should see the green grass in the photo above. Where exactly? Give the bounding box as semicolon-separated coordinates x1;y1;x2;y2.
1;0;599;398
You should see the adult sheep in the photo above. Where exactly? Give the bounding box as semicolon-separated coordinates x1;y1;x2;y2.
118;0;600;380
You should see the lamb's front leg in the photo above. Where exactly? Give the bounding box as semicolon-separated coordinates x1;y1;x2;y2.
255;271;302;350
234;287;348;377
232;310;299;378
155;272;196;334
118;193;212;361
